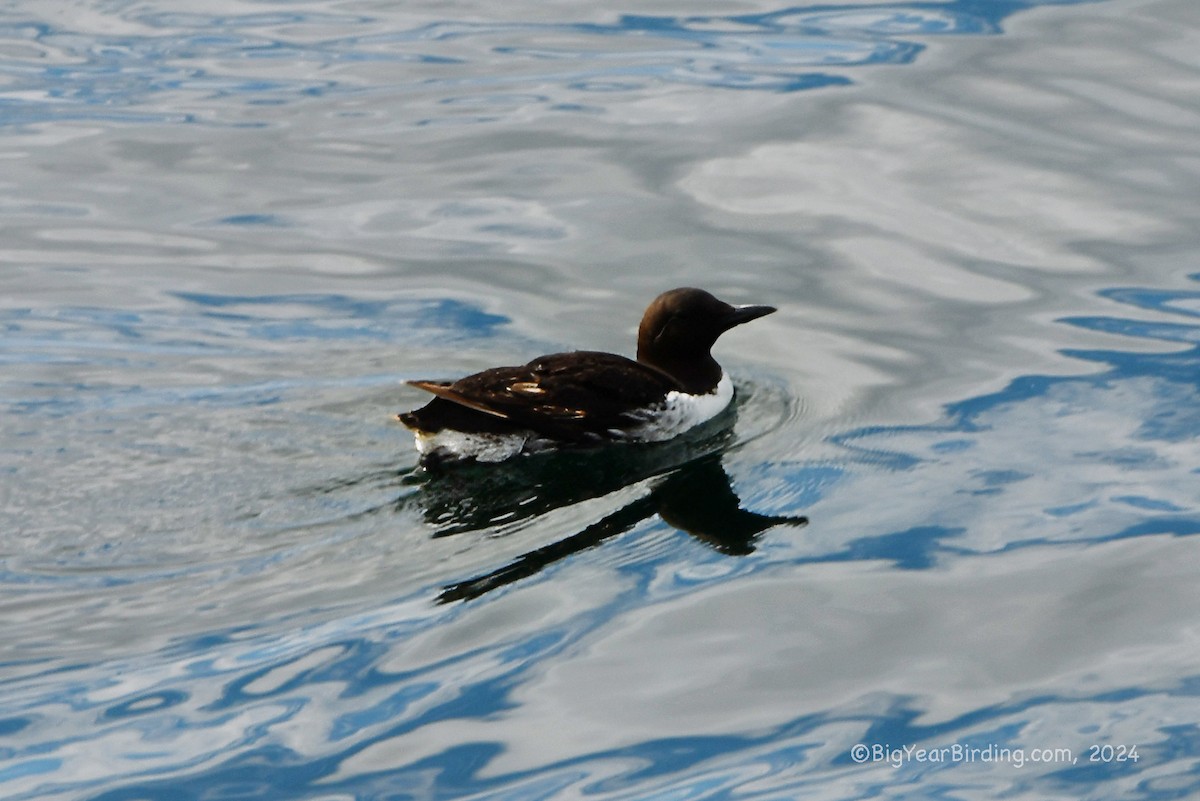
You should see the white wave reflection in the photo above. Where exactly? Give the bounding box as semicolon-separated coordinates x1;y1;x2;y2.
680;103;1164;274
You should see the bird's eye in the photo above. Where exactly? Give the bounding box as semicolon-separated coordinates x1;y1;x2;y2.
653;316;679;344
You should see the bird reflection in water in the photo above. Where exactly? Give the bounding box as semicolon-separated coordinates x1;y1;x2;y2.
395;409;808;603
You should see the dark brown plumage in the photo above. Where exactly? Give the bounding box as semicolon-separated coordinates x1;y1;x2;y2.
400;351;681;442
397;288;776;463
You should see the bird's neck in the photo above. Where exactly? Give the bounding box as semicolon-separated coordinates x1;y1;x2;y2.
637;345;723;395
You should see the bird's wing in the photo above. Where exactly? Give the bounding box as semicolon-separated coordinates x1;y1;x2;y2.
406;380;511;419
407;352;681;438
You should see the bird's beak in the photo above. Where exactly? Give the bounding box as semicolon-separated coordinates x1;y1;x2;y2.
722;304;777;329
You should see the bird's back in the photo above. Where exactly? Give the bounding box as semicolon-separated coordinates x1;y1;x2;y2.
401;351;683;443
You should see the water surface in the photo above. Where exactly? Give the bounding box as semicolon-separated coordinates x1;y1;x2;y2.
2;0;1200;798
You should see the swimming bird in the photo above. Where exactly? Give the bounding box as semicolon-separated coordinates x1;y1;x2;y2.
397;287;776;466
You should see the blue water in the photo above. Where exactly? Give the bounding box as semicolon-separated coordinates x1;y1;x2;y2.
3;0;1200;799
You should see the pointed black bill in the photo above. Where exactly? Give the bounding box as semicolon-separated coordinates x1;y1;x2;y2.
722;304;776;329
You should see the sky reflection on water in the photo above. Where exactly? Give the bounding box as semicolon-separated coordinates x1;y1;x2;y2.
0;0;1102;127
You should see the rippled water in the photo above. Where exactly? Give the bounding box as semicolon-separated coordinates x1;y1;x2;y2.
3;0;1200;798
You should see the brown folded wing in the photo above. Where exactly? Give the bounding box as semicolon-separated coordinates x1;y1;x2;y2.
403;351;681;441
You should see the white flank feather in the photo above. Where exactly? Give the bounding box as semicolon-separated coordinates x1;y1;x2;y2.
413;373;733;461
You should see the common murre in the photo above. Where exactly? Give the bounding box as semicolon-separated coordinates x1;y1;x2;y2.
397;287;776;466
